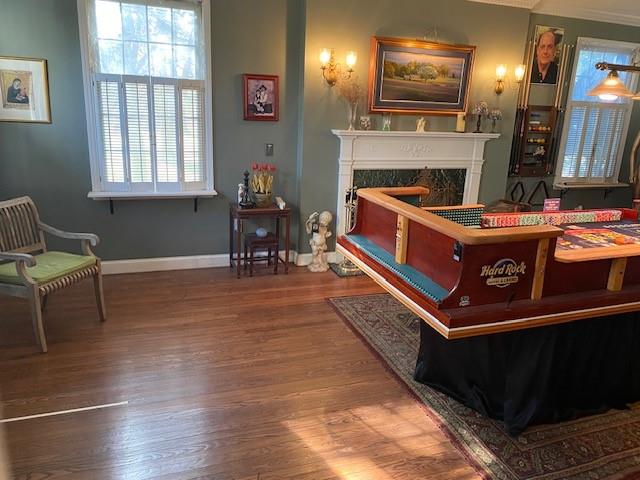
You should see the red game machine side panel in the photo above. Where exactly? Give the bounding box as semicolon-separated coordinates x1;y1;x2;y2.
440;240;540;309
357;199;397;254
404;219;462;292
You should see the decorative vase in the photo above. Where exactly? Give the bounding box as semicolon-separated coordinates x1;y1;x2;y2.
474;114;482;133
382;113;392;131
253;192;273;208
347;102;358;131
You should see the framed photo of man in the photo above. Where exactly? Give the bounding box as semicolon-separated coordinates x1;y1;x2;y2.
531;26;565;85
243;74;279;121
0;56;51;123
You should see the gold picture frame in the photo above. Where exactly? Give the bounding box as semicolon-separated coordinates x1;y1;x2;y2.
0;56;51;123
368;37;475;115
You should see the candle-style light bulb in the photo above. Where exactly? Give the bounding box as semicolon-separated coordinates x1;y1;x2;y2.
495;64;507;81
319;48;332;67
514;64;526;82
345;51;357;71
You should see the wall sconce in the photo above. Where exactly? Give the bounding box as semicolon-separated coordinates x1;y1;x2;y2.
320;48;357;87
495;64;526;95
495;64;507;95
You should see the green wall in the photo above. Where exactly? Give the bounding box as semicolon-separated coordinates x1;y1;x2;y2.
0;0;303;259
1;0;639;259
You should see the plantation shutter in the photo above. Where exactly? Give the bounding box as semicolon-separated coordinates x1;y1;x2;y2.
180;83;205;187
95;76;127;189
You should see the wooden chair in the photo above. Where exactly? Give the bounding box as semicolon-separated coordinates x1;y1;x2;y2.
0;196;106;352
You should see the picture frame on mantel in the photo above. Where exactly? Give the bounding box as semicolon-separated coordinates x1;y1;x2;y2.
243;73;279;121
0;56;51;123
368;37;475;116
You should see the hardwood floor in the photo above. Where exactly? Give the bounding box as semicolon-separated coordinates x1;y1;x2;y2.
0;266;479;480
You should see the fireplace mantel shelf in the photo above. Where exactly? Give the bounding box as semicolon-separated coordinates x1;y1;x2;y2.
332;128;500;236
331;129;500;140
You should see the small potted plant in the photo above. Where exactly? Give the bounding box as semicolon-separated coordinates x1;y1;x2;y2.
251;163;276;207
471;100;489;133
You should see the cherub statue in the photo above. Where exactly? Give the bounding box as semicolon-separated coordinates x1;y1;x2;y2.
416;117;427;132
305;211;333;272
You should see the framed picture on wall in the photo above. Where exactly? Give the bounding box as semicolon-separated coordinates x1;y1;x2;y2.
368;37;475;115
243;74;279;121
530;25;565;85
0;56;51;123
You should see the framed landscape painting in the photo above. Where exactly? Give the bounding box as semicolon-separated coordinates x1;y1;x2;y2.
243;74;279;121
368;37;475;115
0;56;51;123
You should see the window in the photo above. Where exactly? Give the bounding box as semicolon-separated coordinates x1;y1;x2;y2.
78;0;214;197
554;37;639;188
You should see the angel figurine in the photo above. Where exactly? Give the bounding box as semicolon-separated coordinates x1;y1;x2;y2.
305;211;333;272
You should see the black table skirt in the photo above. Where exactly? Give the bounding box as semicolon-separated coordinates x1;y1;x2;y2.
413;312;640;436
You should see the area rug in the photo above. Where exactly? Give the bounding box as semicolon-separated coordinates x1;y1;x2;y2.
328;293;640;480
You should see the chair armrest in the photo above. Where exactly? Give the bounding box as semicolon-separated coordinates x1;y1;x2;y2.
0;251;37;285
38;221;100;247
0;251;36;267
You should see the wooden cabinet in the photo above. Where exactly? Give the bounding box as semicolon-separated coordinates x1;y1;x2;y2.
510;105;558;177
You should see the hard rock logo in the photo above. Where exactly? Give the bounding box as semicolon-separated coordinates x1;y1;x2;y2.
480;258;526;288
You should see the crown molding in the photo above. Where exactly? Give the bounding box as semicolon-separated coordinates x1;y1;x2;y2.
466;0;640;27
466;0;540;9
532;4;640;28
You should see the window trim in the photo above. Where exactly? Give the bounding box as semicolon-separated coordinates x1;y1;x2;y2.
77;0;216;199
553;37;639;189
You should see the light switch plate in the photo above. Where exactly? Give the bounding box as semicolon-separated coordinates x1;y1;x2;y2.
265;143;274;156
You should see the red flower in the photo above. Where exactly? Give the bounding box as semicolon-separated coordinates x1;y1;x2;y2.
269;164;276;172
251;163;258;170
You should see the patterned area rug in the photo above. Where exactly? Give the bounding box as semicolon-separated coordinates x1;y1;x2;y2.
328;294;640;480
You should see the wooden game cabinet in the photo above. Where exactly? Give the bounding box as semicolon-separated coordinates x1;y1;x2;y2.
336;186;640;339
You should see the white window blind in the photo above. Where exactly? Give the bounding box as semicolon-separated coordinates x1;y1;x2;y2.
555;38;639;187
79;0;212;196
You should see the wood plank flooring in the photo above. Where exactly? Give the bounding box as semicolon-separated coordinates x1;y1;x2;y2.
0;266;479;479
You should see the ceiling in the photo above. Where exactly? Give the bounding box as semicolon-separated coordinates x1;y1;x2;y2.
468;0;640;27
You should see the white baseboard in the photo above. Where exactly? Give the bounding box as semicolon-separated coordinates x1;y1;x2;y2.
102;250;339;275
295;251;340;266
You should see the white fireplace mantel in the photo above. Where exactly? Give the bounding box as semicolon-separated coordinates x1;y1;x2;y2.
332;129;499;236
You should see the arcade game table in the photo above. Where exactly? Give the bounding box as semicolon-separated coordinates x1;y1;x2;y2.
337;187;640;434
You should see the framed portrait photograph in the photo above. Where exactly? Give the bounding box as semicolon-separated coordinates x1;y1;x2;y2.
530;25;565;85
368;37;475;115
243;74;279;121
0;56;51;123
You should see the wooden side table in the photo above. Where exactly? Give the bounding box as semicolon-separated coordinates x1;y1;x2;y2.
229;203;291;279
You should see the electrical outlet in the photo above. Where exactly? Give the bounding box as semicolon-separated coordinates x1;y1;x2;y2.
265;143;274;156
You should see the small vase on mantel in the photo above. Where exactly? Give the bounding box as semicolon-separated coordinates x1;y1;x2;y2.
347;101;358;131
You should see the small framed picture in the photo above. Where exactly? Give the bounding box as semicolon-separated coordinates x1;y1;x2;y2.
0;56;51;123
243;74;279;121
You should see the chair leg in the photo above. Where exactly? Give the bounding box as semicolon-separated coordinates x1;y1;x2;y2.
274;248;278;274
267;248;272;266
93;272;107;322
28;288;47;353
41;294;49;311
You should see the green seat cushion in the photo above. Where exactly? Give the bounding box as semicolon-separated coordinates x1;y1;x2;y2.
0;251;96;285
